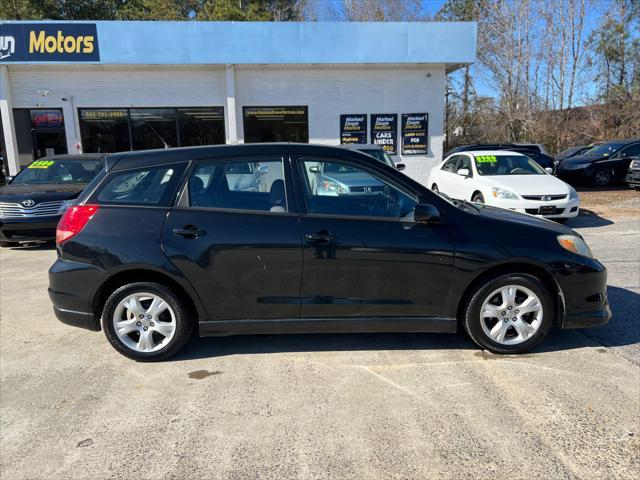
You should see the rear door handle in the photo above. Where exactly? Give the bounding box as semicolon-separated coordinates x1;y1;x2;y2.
172;226;206;238
304;232;333;245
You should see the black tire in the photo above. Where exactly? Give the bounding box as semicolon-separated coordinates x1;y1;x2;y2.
432;183;439;193
462;273;554;354
592;168;612;187
101;282;193;362
554;218;569;224
471;192;485;203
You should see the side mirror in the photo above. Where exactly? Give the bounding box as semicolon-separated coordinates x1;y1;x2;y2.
544;167;553;174
309;165;321;174
414;203;442;224
257;164;269;174
395;162;406;171
457;168;470;177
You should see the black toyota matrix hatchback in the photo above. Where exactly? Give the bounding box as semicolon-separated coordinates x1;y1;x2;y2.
48;144;610;361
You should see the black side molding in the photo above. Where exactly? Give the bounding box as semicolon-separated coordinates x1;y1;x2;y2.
199;317;457;337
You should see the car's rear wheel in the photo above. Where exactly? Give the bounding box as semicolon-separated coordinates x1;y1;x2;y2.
462;273;554;354
432;183;439;193
101;282;193;361
592;168;612;187
472;192;485;203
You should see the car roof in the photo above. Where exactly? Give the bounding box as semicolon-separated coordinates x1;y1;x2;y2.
105;143;385;171
449;150;526;157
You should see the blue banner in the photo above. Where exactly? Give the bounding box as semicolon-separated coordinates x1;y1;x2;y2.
0;23;99;62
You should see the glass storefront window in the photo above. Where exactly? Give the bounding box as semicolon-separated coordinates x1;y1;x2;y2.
79;109;130;154
79;107;226;153
130;108;178;150
243;106;309;143
177;108;225;147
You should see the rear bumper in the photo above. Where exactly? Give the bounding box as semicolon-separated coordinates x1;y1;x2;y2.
0;216;59;242
53;305;100;331
49;258;105;331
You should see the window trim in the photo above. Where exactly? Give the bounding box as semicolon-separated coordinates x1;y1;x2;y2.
292;154;419;221
177;154;295;216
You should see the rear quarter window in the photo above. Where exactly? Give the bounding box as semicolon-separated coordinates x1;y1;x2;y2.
94;163;187;206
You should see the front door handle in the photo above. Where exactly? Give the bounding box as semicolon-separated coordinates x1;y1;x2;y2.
304;232;333;245
172;225;206;238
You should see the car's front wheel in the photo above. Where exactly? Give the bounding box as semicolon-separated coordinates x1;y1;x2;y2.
471;192;485;203
101;282;193;361
462;273;554;354
592;168;612;187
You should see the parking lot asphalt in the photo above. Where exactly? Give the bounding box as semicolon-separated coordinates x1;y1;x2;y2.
1;191;639;480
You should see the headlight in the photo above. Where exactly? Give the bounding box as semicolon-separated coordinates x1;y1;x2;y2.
318;179;348;195
58;199;77;215
557;235;593;258
491;187;519;200
568;187;578;200
630;159;640;170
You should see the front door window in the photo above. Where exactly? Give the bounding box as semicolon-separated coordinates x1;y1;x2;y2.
299;159;416;219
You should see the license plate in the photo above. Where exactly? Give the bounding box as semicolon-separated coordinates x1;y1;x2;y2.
539;206;557;215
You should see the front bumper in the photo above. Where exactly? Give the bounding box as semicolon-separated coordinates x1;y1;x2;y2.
0;215;59;243
557;165;593;184
486;197;580;219
626;170;640;188
555;258;612;329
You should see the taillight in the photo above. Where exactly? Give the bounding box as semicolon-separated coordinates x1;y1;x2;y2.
56;205;100;245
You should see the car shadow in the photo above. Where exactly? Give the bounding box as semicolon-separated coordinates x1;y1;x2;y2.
172;285;639;361
565;208;613;228
571;285;640;349
5;241;56;251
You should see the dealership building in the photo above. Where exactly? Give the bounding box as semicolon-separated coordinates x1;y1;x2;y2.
0;20;476;185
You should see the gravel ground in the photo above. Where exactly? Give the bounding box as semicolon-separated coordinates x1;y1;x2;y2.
0;192;638;480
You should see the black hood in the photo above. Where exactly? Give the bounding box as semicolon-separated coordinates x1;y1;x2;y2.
0;183;86;203
561;153;606;166
472;203;575;236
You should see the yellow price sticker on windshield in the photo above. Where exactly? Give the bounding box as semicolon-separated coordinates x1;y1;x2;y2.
28;160;55;169
475;155;497;163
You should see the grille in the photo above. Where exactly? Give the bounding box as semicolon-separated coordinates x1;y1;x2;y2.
521;194;567;201
349;185;385;193
0;200;64;219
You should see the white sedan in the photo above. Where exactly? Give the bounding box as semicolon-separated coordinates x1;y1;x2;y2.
427;150;579;221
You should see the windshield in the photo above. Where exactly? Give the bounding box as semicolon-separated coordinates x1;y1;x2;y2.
557;146;583;158
583;142;625;156
359;149;395;167
474;154;545;176
13;159;101;185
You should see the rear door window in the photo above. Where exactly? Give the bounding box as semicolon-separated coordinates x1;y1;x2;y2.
95;163;187;206
188;159;287;213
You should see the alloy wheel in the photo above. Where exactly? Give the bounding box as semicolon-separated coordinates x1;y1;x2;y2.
480;285;543;345
594;169;611;186
113;292;177;353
